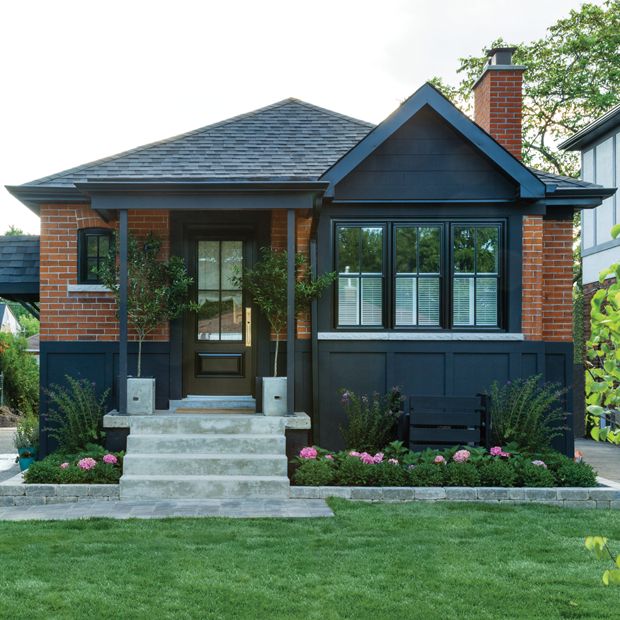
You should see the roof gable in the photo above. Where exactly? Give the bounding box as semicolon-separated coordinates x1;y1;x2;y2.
320;83;546;200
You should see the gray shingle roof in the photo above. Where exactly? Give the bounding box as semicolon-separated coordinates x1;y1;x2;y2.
529;168;611;192
0;236;39;286
23;99;374;188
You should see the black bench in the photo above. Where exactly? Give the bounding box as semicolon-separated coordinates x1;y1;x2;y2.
401;394;491;451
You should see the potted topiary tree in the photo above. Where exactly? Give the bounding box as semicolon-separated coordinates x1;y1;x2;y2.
99;232;196;414
232;247;334;415
14;412;38;471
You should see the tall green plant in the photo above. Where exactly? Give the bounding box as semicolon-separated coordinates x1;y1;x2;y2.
231;247;335;376
13;413;39;450
45;376;110;453
585;229;620;444
0;332;39;416
488;375;566;452
98;232;195;377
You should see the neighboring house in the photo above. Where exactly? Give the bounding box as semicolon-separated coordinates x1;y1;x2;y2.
26;333;40;364
559;104;620;341
0;303;20;335
5;47;615;464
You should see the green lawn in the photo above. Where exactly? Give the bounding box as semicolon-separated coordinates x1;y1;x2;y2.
1;501;619;619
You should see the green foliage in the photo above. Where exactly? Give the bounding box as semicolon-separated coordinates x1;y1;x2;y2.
445;462;481;487
13;412;38;450
293;459;335;486
18;314;39;338
520;463;556;487
0;332;39;416
98;232;195;377
334;456;373;486
408;463;446;487
3;225;25;236
45;376;110;453
339;387;403;453
231;247;335;376
488;375;566;452
555;461;598;487
478;460;517;487
585;537;620;586
24;449;123;484
430;1;620;176
586;261;620;444
370;461;408;487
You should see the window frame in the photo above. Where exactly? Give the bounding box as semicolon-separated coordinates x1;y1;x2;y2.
333;219;506;332
77;228;113;285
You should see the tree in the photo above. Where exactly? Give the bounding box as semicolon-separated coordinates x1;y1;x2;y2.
0;332;39;416
231;248;335;377
98;232;195;378
3;225;25;236
431;1;620;177
19;315;39;338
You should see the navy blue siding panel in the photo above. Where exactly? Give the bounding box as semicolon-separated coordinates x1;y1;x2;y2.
452;353;510;395
393;353;445;396
334;106;517;201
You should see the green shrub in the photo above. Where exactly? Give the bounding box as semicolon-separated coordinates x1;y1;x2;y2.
294;460;335;486
554;461;597;487
339;387;403;454
445;462;481;487
488;375;566;452
479;460;517;487
45;376;110;453
0;332;39;416
24;449;123;484
521;463;555;487
334;456;373;486
13;413;39;451
408;463;446;487
370;461;408;486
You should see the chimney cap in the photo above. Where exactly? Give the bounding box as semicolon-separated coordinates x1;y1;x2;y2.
485;46;518;66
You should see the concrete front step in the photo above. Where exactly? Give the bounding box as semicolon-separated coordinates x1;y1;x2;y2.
129;415;285;435
126;433;286;455
120;475;290;499
123;453;288;476
170;396;256;412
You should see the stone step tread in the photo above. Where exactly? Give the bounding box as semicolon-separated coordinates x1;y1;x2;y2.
124;453;287;461
121;474;289;482
128;433;284;439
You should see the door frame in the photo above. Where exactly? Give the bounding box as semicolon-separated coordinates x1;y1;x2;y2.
169;211;272;401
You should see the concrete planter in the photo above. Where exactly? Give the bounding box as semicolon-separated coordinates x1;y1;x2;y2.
127;377;156;415
262;377;287;416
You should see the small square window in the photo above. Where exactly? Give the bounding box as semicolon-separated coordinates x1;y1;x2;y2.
78;229;113;284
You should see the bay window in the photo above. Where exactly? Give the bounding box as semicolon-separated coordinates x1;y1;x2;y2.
335;221;503;330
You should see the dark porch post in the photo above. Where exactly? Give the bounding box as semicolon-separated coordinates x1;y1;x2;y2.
286;208;295;416
118;209;128;415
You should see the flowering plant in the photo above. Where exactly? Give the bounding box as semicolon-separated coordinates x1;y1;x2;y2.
490;446;511;458
531;459;547;468
103;453;118;465
77;457;97;471
452;449;471;463
434;455;446;465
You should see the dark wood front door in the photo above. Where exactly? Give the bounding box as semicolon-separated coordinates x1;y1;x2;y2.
183;235;255;396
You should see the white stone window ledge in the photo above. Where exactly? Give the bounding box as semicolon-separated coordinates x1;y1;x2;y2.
67;284;113;293
317;332;525;341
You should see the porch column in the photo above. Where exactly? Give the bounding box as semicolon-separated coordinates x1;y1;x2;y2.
118;209;128;415
286;208;295;416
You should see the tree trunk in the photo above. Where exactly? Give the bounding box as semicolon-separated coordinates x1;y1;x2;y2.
137;336;143;378
273;333;279;377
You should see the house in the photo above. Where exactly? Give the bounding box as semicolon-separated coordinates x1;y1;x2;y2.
0;303;20;336
4;47;615;498
559;104;620;338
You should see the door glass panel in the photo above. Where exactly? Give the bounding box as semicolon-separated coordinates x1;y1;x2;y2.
198;241;220;290
220;291;243;340
197;292;220;340
221;241;243;289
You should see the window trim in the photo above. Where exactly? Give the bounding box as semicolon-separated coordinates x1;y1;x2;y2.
333;218;506;332
77;228;113;285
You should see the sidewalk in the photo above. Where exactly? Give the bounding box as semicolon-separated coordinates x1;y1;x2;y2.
575;438;620;484
0;428;18;483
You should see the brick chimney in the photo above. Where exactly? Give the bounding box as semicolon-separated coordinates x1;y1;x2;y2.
473;47;525;160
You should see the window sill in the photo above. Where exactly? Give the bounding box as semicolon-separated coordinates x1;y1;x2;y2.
67;284;112;293
317;332;525;341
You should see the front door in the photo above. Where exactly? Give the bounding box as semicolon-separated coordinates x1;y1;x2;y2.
183;236;255;396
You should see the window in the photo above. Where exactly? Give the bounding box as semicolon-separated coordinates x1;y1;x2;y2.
78;228;113;284
335;221;503;330
336;225;384;326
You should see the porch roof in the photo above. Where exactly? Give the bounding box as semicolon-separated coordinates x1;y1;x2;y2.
0;236;39;303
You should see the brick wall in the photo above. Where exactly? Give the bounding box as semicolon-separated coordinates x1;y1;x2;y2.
521;216;544;339
270;209;313;340
40;204;170;342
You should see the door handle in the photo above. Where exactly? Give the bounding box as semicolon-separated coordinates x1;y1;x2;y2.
245;308;252;347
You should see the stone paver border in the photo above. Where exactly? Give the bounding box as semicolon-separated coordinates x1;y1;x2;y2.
0;483;119;507
290;485;620;509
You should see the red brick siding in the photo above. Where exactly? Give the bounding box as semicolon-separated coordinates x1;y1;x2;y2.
40;204;170;342
522;216;544;339
473;69;524;161
270;209;313;340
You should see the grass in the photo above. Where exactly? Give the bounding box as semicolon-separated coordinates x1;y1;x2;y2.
0;501;620;619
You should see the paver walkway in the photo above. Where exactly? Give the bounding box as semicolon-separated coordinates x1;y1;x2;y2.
0;498;334;521
576;438;620;484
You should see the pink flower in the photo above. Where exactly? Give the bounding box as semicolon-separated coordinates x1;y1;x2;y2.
499;451;511;458
349;451;361;457
373;452;384;464
102;454;118;465
453;449;471;463
77;457;97;470
490;446;502;457
434;455;446;464
388;458;399;465
299;447;318;460
532;460;547;468
360;453;375;464
325;454;334;461
60;462;69;469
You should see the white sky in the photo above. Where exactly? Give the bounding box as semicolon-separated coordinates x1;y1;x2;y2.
0;0;598;234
